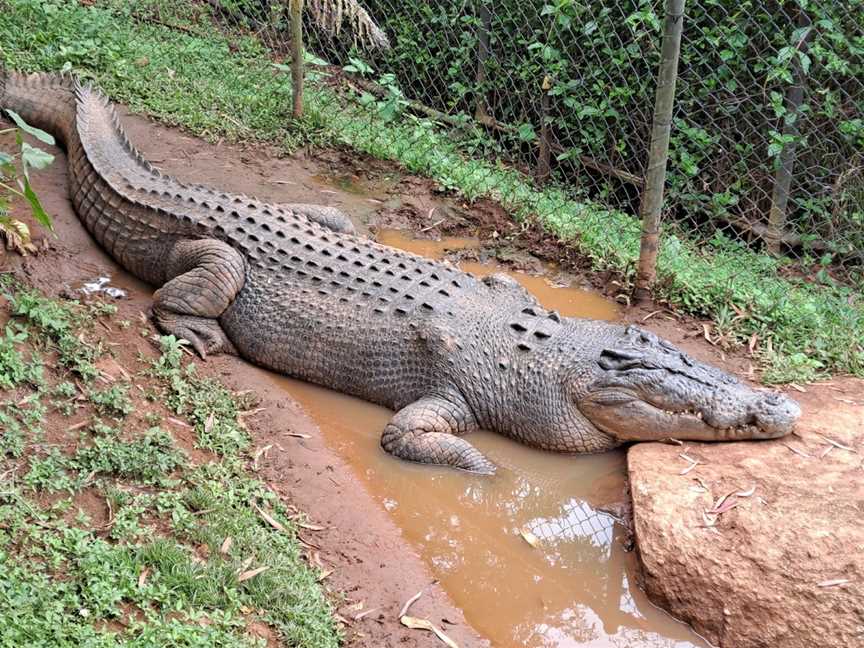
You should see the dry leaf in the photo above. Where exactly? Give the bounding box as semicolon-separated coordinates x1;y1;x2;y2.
736;485;756;497
679;461;700;476
253;503;285;532
317;569;334;581
238;566;270;582
253;444;273;470
748;332;759;354
346;600;365;613
204;412;215;435
398;590;423;618
354;608;378;621
817;578;850;588
784;443;812;458
711;498;739;515
818;434;856;453
297;521;326;531
285;432;312;439
138;568;151;588
220;536;233;555
400;616;459;648
519;527;540;548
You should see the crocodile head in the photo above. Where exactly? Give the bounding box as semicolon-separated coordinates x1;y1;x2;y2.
576;326;800;444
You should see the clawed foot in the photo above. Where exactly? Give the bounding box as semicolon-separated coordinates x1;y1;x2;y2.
151;310;237;359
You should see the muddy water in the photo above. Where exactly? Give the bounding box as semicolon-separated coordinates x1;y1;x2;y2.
376;229;619;321
269;231;706;647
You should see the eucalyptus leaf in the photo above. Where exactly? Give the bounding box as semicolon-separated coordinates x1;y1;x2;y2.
22;175;54;231
4;110;55;146
21;143;55;171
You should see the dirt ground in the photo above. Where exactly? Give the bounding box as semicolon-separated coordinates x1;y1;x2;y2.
3;107;862;647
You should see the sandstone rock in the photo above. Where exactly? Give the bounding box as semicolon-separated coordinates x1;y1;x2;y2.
628;380;864;648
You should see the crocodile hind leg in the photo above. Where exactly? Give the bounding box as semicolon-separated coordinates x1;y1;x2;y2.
280;204;356;234
152;238;245;358
380;396;495;474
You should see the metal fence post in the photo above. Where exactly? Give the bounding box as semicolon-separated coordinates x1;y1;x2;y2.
289;0;305;118
634;0;685;303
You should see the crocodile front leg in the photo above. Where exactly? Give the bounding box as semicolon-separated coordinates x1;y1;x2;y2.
152;238;245;358
380;395;495;474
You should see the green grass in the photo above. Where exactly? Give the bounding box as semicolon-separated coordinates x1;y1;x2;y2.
0;278;340;647
0;0;861;381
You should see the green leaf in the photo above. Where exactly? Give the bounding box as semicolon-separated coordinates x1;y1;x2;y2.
22;175;54;231
516;123;536;142
4;110;55;146
798;51;811;75
0;151;12;165
21;143;54;171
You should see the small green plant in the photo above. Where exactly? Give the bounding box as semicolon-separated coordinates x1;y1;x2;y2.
23;448;74;492
50;380;79;416
87;383;134;418
0;323;43;389
0;110;55;253
72;426;185;485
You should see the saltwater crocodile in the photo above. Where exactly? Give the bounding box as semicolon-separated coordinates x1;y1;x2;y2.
0;69;801;473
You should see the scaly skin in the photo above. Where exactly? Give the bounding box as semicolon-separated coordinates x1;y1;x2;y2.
0;69;801;473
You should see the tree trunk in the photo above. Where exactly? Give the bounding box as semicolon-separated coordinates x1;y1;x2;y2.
474;1;491;122
634;0;685;303
765;7;813;255
290;0;305;118
536;75;552;183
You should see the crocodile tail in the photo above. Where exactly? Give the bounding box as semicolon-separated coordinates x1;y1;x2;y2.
1;68;78;147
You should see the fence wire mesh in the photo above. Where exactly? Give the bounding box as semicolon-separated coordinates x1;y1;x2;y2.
122;0;863;282
293;0;863;275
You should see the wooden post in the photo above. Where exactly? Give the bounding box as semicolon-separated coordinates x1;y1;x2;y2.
765;7;813;255
634;0;685;303
290;0;304;118
474;0;491;122
536;75;552;183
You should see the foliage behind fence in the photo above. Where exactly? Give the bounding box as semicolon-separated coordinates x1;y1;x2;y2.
310;0;864;270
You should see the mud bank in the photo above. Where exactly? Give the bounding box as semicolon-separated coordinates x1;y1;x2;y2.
1;113;487;648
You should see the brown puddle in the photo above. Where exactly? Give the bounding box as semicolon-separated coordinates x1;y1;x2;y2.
267;230;707;647
377;229;619;321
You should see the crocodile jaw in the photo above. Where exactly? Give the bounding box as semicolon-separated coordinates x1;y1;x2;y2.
578;388;800;443
573;325;801;445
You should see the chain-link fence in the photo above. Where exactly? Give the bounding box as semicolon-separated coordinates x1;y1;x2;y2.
187;0;864;282
4;0;863;377
288;0;864;274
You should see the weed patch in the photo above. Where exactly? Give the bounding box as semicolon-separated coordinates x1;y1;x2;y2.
0;282;339;647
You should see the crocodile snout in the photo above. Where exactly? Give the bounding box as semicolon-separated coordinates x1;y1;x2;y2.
750;391;801;438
